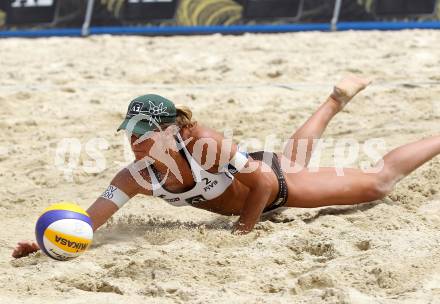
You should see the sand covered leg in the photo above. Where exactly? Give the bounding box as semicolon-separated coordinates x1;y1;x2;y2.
377;135;440;187
285;75;370;167
330;75;372;110
287;136;440;208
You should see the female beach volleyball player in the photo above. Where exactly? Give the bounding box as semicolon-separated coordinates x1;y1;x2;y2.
12;76;440;258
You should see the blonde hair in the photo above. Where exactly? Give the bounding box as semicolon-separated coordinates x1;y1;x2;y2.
175;105;196;129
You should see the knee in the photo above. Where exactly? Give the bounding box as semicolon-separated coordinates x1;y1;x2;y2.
364;176;394;201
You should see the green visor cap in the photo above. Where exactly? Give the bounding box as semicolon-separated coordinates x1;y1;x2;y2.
117;94;177;135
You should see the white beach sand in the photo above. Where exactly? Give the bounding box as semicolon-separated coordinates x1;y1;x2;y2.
0;30;439;303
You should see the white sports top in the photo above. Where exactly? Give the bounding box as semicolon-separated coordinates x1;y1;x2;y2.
146;133;234;206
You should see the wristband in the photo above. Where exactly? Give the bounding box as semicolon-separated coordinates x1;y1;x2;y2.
100;185;130;208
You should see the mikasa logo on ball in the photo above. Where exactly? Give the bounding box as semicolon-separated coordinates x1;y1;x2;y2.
44;228;91;253
54;235;89;251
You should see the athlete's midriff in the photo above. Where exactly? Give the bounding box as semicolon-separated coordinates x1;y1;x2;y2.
186;167;279;216
141;127;287;214
139;162;280;216
190;179;250;215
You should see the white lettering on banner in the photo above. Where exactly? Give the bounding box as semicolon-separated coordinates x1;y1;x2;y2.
12;0;54;7
128;0;173;3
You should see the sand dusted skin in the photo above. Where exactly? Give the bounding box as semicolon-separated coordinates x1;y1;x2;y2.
0;30;440;303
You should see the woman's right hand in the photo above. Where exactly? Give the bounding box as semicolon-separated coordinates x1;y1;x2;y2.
12;240;40;258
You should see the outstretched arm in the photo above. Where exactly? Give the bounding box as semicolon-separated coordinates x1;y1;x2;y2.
86;168;142;231
12;168;145;258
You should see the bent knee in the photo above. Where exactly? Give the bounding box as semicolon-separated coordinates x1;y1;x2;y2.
364;177;393;201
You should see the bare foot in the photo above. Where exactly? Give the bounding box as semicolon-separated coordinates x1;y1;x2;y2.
330;75;372;110
12;240;40;259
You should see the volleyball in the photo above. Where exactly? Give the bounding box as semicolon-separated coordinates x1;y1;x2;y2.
35;202;93;261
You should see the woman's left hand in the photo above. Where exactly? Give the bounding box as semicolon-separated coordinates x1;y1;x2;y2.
231;221;250;235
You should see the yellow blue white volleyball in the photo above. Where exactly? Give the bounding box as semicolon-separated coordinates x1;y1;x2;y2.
35;202;93;261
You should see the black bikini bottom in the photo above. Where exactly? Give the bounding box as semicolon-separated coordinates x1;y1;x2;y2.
248;151;288;213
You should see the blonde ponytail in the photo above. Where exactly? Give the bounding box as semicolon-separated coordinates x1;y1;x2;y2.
175;105;196;129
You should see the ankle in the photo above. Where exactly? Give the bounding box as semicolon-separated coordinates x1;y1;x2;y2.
327;95;343;112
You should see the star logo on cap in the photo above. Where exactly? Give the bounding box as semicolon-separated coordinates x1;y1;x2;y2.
142;100;170;126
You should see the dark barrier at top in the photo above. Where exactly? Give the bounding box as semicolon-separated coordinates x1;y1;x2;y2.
123;0;177;20
0;0;439;36
374;0;438;16
5;0;57;24
239;0;302;19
